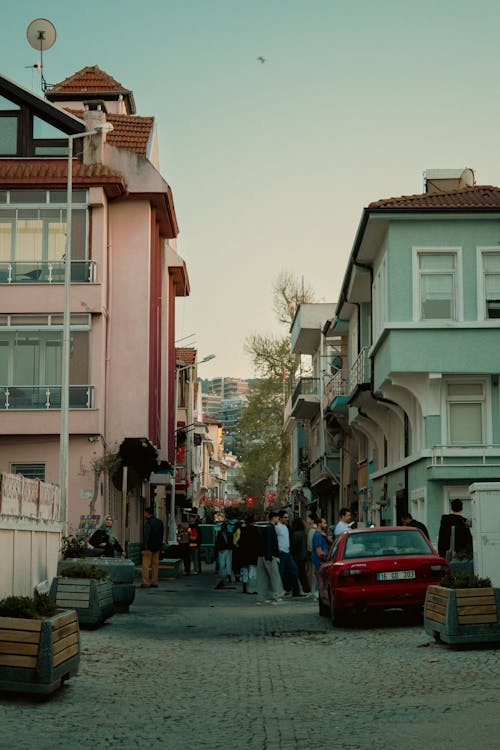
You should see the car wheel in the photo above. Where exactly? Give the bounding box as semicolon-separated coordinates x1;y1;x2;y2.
318;593;329;617
329;594;347;628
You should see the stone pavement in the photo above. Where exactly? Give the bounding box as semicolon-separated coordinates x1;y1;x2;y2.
2;568;500;750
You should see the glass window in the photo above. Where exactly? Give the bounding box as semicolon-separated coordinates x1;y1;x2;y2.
0;96;19;110
0;340;8;383
0;218;13;262
49;190;87;204
418;252;456;320
10;463;46;481
482;251;500;319
9;190;47;204
0;200;87;266
447;381;485;445
0;117;18;154
33;117;67;140
34;145;68;156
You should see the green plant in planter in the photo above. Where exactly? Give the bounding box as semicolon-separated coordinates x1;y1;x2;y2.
439;571;492;589
0;591;58;619
60;563;109;581
61;534;89;559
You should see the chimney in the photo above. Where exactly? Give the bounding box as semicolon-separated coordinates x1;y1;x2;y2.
82;102;110;165
423;168;475;194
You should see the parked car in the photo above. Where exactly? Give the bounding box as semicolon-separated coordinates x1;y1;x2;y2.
318;526;448;625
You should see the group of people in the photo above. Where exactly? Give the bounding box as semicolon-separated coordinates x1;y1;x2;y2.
85;497;474;603
211;508;349;605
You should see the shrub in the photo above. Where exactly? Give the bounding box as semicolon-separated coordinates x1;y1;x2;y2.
61;563;109;581
440;571;492;589
61;534;89;559
0;592;58;619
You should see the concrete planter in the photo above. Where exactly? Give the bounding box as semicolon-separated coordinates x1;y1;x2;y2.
424;584;500;645
0;609;80;695
50;577;114;627
59;558;135;613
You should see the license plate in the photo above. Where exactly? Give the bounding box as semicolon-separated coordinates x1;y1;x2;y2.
376;570;416;581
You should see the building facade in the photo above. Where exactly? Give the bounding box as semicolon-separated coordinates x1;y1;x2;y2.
0;67;189;543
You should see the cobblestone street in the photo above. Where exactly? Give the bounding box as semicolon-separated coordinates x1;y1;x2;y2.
2;569;500;750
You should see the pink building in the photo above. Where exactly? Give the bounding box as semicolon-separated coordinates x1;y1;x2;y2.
0;66;189;543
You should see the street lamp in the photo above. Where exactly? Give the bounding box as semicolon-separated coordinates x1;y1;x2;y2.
168;353;215;543
59;123;113;529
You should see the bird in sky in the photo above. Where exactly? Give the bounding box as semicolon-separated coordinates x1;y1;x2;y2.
256;56;267;64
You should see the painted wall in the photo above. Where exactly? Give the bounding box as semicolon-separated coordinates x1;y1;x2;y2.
106;200;151;445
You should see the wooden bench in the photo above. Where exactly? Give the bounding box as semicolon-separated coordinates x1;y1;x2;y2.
158;558;183;580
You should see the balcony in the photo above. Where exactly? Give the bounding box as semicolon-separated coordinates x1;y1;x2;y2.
325;369;348;418
1;385;94;410
428;445;500;480
291;377;320;420
348;347;371;393
0;260;97;284
310;454;341;487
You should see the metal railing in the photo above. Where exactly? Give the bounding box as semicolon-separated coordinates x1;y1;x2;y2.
1;385;94;410
0;260;96;284
349;347;370;392
292;377;320;404
325;369;348;400
431;444;500;466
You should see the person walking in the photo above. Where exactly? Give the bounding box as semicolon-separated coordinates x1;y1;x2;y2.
238;514;260;594
275;509;304;597
401;512;429;539
141;507;164;588
189;518;201;574
311;517;330;600
177;520;191;575
89;515;125;558
291;516;310;594
306;513;318;594
214;522;233;589
438;499;473;560
256;509;283;604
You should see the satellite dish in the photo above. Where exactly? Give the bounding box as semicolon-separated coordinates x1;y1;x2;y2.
26;18;56;51
26;19;56;93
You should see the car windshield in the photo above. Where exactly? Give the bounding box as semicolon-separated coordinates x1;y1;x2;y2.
343;530;432;559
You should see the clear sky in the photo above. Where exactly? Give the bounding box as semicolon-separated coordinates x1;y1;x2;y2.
2;1;500;378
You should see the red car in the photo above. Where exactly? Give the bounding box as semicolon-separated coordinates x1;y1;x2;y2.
318;526;448;625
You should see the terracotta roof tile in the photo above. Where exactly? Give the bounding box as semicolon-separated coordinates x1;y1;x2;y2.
0;159;125;197
369;185;500;210
106;114;154;155
176;348;197;366
50;65;129;94
61;110;153;156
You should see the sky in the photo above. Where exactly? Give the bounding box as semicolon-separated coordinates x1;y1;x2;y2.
3;0;500;378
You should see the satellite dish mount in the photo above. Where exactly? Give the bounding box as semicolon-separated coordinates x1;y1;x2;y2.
26;18;56;93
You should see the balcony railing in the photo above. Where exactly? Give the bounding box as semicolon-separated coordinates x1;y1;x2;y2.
292;377;320;404
431;444;500;466
1;385;94;410
0;260;96;284
349;347;370;392
325;369;348;401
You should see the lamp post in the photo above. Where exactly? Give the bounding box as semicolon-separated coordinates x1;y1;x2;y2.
168;353;215;543
59;124;113;529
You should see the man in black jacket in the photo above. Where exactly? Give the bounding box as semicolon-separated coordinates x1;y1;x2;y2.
141;507;164;588
438;499;473;559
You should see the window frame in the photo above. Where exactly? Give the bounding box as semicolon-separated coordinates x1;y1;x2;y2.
442;377;489;446
412;247;463;323
477;246;500;321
